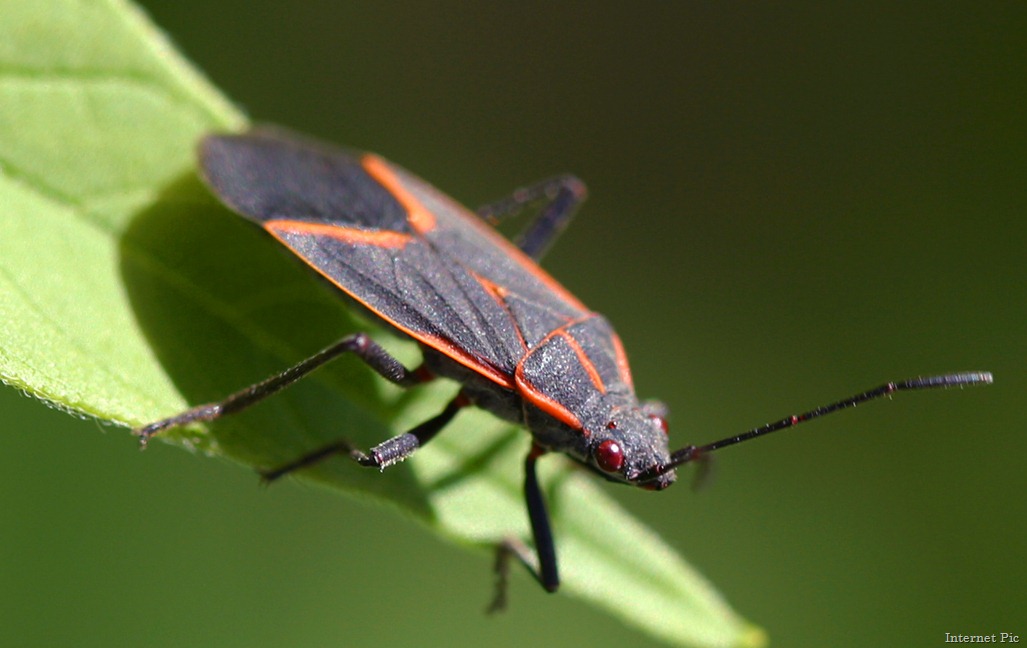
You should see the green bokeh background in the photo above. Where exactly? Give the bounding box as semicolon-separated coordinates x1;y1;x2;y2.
2;2;1022;646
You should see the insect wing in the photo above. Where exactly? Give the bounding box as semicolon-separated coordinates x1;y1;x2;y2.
199;126;412;233
198;128;588;387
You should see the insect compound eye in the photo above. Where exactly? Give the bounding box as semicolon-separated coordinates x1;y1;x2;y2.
594;439;625;473
648;413;669;436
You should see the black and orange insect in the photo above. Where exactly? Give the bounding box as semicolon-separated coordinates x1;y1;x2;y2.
135;126;991;606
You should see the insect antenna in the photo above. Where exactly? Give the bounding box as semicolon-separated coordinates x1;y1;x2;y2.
645;371;992;481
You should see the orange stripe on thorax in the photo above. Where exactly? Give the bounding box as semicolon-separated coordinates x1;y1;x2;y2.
559;331;605;393
514;364;583;431
514;320;608;433
609;331;633;389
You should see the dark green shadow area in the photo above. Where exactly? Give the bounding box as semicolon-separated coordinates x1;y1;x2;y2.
117;170;436;516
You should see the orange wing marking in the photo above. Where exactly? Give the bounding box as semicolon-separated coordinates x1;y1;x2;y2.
468;271;528;352
266;220;411;249
264;222;513;390
361;154;438;234
364;154;589;315
417;333;514;388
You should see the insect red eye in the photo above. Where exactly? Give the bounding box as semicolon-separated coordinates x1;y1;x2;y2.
595;439;624;472
648;414;669;436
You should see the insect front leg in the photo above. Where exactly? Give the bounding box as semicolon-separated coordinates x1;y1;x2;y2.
476;175;587;262
133;332;431;447
488;445;559;612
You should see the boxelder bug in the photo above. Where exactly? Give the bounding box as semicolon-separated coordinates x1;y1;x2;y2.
134;126;992;608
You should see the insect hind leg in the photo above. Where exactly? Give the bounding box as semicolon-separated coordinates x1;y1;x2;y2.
476;175;587;262
133;332;430;448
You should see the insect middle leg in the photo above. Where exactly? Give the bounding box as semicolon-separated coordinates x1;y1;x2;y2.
476;175;588;262
259;393;468;481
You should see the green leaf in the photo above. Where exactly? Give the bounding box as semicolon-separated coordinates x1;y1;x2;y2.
0;1;764;646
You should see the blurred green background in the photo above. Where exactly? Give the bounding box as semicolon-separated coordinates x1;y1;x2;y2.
2;2;1022;646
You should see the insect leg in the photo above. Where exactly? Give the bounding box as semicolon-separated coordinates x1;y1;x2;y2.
488;445;558;612
476;175;587;261
259;393;468;481
133;333;430;447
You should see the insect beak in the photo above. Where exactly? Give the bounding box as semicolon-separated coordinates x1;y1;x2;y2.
636;465;676;491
